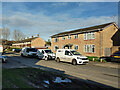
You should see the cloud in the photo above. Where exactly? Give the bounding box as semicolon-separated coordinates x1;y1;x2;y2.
2;11;118;40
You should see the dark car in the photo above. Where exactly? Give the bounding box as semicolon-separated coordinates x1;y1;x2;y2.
110;51;120;62
13;49;22;53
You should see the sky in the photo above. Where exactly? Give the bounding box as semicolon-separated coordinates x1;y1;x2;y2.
2;2;118;41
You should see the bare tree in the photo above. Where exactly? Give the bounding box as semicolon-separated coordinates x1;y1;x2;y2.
13;30;25;41
2;27;10;40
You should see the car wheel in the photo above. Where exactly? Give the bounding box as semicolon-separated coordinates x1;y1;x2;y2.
45;56;48;61
56;57;60;62
72;59;77;65
21;53;23;57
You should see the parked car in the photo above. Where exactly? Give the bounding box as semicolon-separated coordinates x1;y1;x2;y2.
37;49;55;60
110;51;120;62
13;48;22;53
36;50;44;59
56;49;89;65
20;47;37;57
0;53;7;63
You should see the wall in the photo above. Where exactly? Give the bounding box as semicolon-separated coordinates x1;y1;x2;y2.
102;24;119;56
31;37;46;48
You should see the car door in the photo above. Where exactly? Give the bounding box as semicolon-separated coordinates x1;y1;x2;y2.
64;51;73;63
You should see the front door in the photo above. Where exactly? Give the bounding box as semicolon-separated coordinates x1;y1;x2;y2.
64;50;72;62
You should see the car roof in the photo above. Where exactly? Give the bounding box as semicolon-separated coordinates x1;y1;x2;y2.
57;49;75;51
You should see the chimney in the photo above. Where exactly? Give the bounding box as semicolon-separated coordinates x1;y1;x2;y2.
32;36;33;38
24;37;25;40
37;34;39;37
27;37;29;39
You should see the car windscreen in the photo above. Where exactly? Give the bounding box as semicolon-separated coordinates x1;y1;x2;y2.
71;51;81;55
44;50;53;53
114;51;120;55
26;48;37;52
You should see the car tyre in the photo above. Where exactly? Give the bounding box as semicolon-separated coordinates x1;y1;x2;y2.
72;59;77;65
56;57;60;62
21;53;24;57
45;56;48;61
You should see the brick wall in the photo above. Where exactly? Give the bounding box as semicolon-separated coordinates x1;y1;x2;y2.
31;37;46;47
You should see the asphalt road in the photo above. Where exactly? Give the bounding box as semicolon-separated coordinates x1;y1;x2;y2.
2;52;120;89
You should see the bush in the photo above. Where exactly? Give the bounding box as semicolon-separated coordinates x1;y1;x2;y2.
87;56;107;62
87;56;99;61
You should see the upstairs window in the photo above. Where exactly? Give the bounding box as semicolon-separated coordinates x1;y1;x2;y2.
68;35;71;39
62;36;65;40
54;37;59;42
84;32;95;40
74;34;78;39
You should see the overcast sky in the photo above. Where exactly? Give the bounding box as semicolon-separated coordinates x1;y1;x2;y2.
2;2;118;41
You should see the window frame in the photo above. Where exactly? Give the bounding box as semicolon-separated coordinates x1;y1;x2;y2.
74;34;78;39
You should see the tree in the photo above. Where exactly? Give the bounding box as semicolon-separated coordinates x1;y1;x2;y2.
46;39;51;46
2;28;10;40
13;30;25;41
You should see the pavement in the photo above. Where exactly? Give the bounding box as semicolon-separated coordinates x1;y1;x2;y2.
90;61;119;69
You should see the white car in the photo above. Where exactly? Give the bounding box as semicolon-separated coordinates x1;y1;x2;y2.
37;49;55;60
20;47;37;57
56;49;89;65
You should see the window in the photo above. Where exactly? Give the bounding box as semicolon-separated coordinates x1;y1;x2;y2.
62;45;65;49
74;45;78;50
68;35;71;39
62;36;65;40
54;45;59;51
65;51;71;55
74;34;78;39
84;32;95;40
54;37;59;42
84;45;95;53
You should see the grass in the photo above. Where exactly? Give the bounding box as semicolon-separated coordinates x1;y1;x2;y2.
2;68;69;88
87;56;107;62
3;67;110;89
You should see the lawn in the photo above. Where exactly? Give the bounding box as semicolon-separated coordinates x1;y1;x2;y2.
2;67;110;89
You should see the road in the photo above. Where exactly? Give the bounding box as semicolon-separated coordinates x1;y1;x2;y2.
2;52;120;89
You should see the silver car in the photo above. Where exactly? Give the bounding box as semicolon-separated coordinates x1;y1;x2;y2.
0;53;7;63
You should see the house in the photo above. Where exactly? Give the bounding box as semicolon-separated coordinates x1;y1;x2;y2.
51;22;120;57
12;36;46;49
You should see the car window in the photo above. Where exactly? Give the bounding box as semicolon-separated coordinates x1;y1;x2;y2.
65;51;71;55
114;51;120;55
42;50;44;54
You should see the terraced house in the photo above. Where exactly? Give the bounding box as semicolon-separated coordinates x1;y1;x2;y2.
12;35;46;49
51;22;120;57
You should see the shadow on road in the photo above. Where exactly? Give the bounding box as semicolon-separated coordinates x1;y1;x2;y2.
2;53;120;89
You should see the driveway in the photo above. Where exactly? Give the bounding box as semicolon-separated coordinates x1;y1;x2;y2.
2;52;120;89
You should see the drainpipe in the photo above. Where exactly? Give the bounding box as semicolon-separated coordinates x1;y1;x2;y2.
99;29;102;57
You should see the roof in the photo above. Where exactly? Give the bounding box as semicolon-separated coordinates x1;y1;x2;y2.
51;22;118;38
13;37;38;44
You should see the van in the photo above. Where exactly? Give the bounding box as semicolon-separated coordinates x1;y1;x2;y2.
37;49;55;60
21;47;37;57
56;49;89;65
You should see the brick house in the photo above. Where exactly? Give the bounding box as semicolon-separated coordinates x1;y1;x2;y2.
12;36;46;49
51;22;120;57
